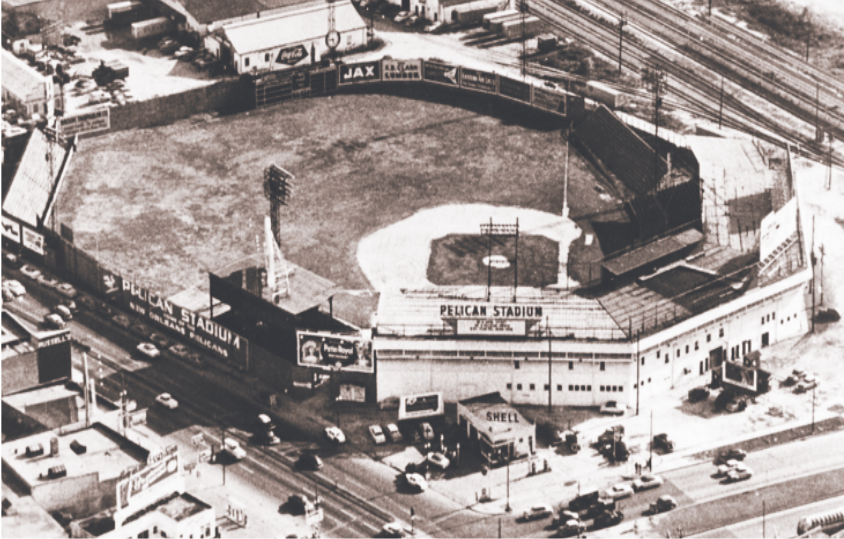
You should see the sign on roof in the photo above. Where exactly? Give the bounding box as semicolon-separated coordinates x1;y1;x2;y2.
297;330;374;373
59;109;110;137
2;216;21;243
440;303;543;336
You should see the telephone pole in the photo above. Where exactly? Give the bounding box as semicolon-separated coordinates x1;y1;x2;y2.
547;317;553;413
618;14;626;73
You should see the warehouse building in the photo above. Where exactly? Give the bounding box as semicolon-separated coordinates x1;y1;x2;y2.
1;49;55;118
406;0;508;23
205;0;368;74
154;0;320;35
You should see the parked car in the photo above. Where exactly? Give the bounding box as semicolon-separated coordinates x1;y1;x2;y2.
555;518;585;537
419;422;435;440
521;504;553;522
62;299;78;313
393;10;411;22
603;483;633;501
325;426;346;444
56;283;77;298
169;343;190;358
386;423;403;442
20;264;42;280
2;287;15;301
632;473;663;492
653;433;675;453
297;453;324;470
716;460;747;477
37;275;61;289
369;425;387;444
424;21;443;32
725;466;753;483
223;439;247;460
427;452;450;469
3;252;21;268
53;304;73;321
285;494;314;515
725;395;748;413
688;386;710;402
44;313;66;329
715;448;747;465
78;295;97;311
4;279;26;297
599;400;625;416
648;495;677;515
404;15;419;26
149;332;171;348
795;375;818;393
380;521;409;538
112;314;131;328
155;392;178;409
136;342;161;359
405;472;428;491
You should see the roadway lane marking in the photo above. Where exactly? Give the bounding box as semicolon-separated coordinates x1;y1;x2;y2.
240;465;255;474
251;459;272;471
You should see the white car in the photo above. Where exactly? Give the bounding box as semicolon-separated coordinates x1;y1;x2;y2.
136;342;161;359
325;426;346;444
716;460;747;477
44;313;66;329
38;275;61;289
223;438;247;460
369;425;386;444
427;452;450;469
56;283;78;298
4;280;26;297
599;400;625;416
424;21;443;32
386;423;403;442
603;483;633;500
381;522;409;538
20;265;42;280
393;10;411;22
405;472;428;491
521;504;553;521
632;473;664;492
156;392;178;409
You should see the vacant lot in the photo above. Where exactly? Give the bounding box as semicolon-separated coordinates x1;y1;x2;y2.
60;92;615;296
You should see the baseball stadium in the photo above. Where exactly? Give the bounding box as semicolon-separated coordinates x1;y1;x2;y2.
54;58;812;409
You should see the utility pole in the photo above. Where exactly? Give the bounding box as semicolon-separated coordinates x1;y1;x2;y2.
563;127;570;218
649;410;653;471
814;81;820;142
83;352;90;427
636;331;641;416
498;518;502;538
708;0;712;22
618;14;626;73
718;77;724;130
505;459;512;512
548;316;553;414
763;500;766;538
812;215;816;334
521;0;527;81
812;384;816;433
221;424;227;486
805;29;811;62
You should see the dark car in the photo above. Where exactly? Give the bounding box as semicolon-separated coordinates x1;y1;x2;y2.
653;433;675;453
285;494;314;515
688;386;710;402
149;332;171;348
297;453;324;470
715;448;747;465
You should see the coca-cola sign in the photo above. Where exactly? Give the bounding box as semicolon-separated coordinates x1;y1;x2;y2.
276;45;308;66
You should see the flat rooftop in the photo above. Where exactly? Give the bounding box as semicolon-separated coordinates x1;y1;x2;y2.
1;482;67;539
1;424;147;487
83;492;212;537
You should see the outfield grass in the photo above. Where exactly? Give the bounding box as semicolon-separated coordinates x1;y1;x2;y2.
61;93;615;295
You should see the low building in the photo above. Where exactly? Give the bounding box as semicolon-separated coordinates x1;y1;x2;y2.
407;0;508;23
206;1;368;74
2;310;72;397
1;50;55;118
154;0;320;35
457;392;536;466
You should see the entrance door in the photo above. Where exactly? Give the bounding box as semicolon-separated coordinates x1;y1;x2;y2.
402;0;409;9
762;332;769;347
421;5;426;18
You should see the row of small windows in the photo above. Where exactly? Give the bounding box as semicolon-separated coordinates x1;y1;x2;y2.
507;383;626;393
508;383;566;391
600;385;624;392
645;328;725;365
516;360;608;370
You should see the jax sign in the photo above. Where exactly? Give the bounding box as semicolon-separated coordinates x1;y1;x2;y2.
297;331;374;373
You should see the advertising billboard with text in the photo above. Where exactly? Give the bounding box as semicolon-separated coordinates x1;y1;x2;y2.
60;109;110;137
382;59;422;81
117;446;179;509
460;67;497;93
398;392;444;420
339;60;381;85
423;61;459;86
297;331;374;373
498;76;531;103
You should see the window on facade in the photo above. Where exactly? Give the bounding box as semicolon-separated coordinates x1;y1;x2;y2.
762;316;765;325
557;384;562;391
530;384;535;390
707;334;711;342
515;360;520;369
719;328;724;337
587;385;592;391
517;384;522;390
600;361;605;371
772;312;776;319
568;385;573;391
676;349;680;357
154;528;158;534
619;385;623;392
600;385;605;391
685;345;690;354
647;378;651;383
611;386;617;392
568;361;573;370
665;355;669;364
656;350;660;358
695;341;699;351
264;53;270;61
506;383;512;390
641;357;645;365
244;57;250;67
544;384;549;391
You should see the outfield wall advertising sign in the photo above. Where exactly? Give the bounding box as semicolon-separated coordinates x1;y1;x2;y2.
296;331;374;373
60;109;110;137
2;216;21;243
276;44;308;66
498;76;531;103
122;281;249;368
423;61;459;86
460;67;497;93
398;392;444;420
339;61;381;84
382;59;422;81
532;87;567;116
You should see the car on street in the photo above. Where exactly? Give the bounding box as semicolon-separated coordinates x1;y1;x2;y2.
43;313;66;329
112;314;131;328
149;332;171;348
223;439;247;460
716;460;747;477
297;453;324;470
169;343;190;358
632;473;664;492
419;422;435;440
78;295;97;311
688;386;711;402
53;304;73;321
648;495;677;515
3;252;21;268
795;374;818;393
404;15;419;26
725;395;748;413
20;265;42;280
155;393;178;409
285;494;315;515
369;425;387;444
653;433;675;453
393;10;411;22
555;518;585;537
56;283;78;298
725;466;753;483
386;423;403;442
380;521;409;538
427;451;450;469
405;472;428;492
715;448;747;464
37;275;61;289
4;280;26;297
424;21;443;32
62;299;78;313
603;483;633;501
521;504;553;522
136;342;161;359
599;400;625;416
2;287;15;301
325;426;346;444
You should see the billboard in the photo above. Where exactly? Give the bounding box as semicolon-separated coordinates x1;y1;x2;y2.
440;303;543;336
22;227;45;255
760;198;798;262
498;76;531;103
2;216;21;243
276;44;308;66
100;267;123;298
382;59;422;81
122;281;249;368
59;109;110;137
398;392;444;420
339;61;381;85
296;331;374;373
722;361;757;392
117;446;179;509
460;67;497;93
532;86;567;116
423;61;459;86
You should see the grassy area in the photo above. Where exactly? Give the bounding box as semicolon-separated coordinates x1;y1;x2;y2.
427;234;559;287
61;92;614;296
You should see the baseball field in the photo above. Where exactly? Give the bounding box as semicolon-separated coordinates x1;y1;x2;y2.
60;92;618;296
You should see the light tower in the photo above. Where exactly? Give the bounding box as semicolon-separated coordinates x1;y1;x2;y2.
263;165;295;304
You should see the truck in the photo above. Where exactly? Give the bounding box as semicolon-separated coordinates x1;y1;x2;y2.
593;509;624;530
107;1;147;26
500;16;541;39
482;9;519;30
797;509;844;535
131;16;175;40
489;13;524;33
566;491;601;512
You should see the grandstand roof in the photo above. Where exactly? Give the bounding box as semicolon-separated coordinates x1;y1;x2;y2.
1;50;51;103
2;128;75;228
602;228;703;276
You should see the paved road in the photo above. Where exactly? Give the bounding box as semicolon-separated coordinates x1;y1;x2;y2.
695;494;844;538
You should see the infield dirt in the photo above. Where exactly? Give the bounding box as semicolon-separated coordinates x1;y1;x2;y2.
60;92;618;296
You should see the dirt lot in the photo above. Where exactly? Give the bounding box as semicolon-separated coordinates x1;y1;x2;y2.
60;92;614;296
